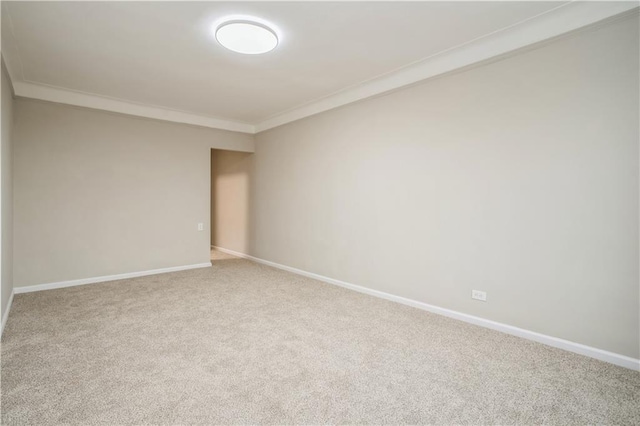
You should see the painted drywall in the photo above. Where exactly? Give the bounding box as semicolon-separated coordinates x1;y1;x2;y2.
13;99;254;288
252;16;640;358
1;62;14;320
210;149;253;254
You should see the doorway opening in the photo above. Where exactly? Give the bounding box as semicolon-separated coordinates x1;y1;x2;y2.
210;148;253;263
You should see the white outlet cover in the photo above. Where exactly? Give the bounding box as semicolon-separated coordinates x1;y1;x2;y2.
472;290;487;301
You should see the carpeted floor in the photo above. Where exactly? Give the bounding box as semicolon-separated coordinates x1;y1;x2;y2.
1;249;639;424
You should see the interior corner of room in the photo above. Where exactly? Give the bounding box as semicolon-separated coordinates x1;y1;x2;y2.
0;1;639;424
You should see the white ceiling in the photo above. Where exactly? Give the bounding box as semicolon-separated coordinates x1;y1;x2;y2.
1;1;637;133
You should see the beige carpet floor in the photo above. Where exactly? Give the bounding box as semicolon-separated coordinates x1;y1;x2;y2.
1;249;639;424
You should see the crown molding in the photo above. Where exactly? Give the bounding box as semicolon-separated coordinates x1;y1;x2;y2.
12;81;256;134
254;1;639;133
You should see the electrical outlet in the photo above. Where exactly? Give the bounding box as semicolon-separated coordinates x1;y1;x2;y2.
197;223;204;231
471;290;487;301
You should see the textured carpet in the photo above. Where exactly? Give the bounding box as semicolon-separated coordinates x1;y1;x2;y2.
1;249;639;424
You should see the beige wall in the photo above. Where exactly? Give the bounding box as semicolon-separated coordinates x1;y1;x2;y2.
1;62;14;319
210;149;253;254
13;99;254;287
252;17;640;358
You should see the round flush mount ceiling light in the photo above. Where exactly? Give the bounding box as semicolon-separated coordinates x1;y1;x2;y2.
215;20;278;54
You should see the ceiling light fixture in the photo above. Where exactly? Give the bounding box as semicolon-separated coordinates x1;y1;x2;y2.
215;20;278;55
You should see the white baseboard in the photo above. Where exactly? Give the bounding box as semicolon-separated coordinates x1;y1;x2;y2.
1;289;15;338
212;245;640;371
13;262;212;295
